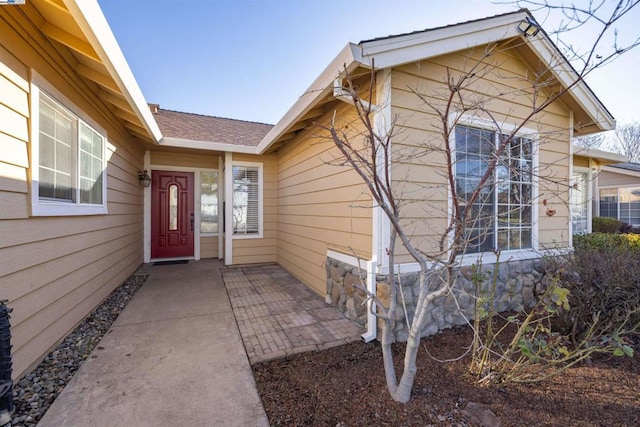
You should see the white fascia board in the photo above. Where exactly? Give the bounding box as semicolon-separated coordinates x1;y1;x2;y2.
526;36;616;132
160;137;259;154
357;10;614;133
572;146;628;163
357;12;527;69
63;0;162;143
256;43;360;154
600;165;640;177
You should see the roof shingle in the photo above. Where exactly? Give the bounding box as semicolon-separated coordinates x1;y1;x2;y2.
153;107;273;146
610;162;640;173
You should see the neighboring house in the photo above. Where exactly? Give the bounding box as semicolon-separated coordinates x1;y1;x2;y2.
571;147;627;234
595;162;640;227
1;1;615;379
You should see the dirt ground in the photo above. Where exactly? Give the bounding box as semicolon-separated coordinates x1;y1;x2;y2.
253;323;639;426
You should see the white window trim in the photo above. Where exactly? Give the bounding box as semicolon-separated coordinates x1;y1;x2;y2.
570;166;591;236
230;161;264;239
598;184;640;226
198;169;221;237
448;115;540;257
30;71;108;216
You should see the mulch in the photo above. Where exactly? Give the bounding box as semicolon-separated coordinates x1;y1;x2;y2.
253;323;640;426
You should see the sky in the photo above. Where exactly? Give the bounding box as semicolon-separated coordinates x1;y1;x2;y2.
98;0;640;127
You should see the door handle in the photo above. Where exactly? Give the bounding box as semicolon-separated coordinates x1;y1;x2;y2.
190;213;194;231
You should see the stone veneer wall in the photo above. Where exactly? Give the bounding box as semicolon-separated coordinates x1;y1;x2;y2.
325;257;545;341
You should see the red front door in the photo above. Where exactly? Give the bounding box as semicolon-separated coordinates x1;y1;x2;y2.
151;170;194;259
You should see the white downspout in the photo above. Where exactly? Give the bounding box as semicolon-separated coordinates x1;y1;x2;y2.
569;111;575;247
361;259;377;342
360;68;392;342
333;75;380;342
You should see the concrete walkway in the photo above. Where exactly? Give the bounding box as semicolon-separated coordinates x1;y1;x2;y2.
38;260;269;427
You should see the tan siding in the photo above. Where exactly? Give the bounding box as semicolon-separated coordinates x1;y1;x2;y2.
149;150;219;169
12;250;141;378
0;102;29;142
0;132;29;168
229;152;277;265
200;236;219;259
390;48;572;262
0;192;29;219
0;43;30;222
275;101;373;295
0;161;27;193
598;170;640;187
573;156;590;168
0;6;146;380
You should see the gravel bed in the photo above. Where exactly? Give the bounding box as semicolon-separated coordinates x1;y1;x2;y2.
6;274;148;427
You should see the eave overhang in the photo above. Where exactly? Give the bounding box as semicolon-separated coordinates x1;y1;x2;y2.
257;9;615;154
159;137;258;154
31;0;162;144
600;164;640;177
573;145;627;165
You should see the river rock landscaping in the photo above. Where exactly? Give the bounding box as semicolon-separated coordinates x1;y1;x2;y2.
6;274;147;427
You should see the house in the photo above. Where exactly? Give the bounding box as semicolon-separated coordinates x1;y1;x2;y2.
1;1;615;379
593;162;640;227
571;146;627;234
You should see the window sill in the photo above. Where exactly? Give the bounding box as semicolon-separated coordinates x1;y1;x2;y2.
232;233;263;239
376;247;572;275
31;201;107;216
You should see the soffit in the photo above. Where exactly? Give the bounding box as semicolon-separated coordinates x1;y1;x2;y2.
29;0;158;143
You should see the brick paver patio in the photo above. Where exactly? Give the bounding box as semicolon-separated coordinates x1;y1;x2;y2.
221;264;363;364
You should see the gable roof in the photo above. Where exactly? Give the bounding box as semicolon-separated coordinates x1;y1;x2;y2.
609;162;640;173
572;145;627;165
152;107;273;147
53;4;615;154
25;0;161;143
256;8;615;155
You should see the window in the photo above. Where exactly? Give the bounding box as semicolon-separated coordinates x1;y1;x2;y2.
570;172;589;235
32;89;107;216
599;188;618;219
455;125;533;253
232;164;262;236
600;187;640;226
200;171;219;233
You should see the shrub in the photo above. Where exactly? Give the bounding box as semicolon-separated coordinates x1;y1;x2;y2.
574;232;640;252
470;247;637;385
592;216;628;233
564;234;640;344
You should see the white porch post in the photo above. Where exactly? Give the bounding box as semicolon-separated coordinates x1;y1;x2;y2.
143;150;151;263
224;152;233;265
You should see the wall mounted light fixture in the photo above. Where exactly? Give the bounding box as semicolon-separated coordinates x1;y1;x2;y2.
517;17;541;37
138;170;151;187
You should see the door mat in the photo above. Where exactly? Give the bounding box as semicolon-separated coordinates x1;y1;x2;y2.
152;260;190;266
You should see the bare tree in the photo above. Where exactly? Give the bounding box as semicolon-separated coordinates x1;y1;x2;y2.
322;2;639;404
612;121;640;162
574;133;607;149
